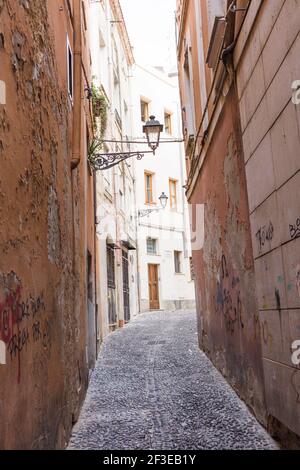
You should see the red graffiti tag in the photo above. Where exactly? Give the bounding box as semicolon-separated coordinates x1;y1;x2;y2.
0;284;22;345
0;273;46;382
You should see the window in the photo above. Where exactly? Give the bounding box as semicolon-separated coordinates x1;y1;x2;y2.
112;36;121;126
99;27;106;48
145;172;154;204
183;43;195;139
67;37;73;99
119;167;125;211
147;238;157;255
128;186;133;222
107;244;116;289
164;112;172;134
169;179;177;209
174;251;182;274
112;37;119;74
140;99;149;123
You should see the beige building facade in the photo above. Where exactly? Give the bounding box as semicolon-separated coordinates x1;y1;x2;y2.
89;0;138;340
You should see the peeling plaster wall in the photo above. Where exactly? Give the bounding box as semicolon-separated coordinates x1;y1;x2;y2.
0;0;93;449
189;86;266;424
235;0;300;446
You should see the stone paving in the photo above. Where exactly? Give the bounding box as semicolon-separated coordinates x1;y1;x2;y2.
68;310;278;450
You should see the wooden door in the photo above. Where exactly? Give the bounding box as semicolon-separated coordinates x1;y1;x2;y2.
148;264;160;310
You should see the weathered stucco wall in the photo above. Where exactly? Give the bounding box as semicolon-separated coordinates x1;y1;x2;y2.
177;0;300;448
189;85;266;423
176;0;267;428
0;0;93;449
235;0;300;446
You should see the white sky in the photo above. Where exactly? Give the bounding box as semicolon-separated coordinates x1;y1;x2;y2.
120;0;177;70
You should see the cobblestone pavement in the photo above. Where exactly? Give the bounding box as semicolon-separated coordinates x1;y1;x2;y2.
68;310;278;450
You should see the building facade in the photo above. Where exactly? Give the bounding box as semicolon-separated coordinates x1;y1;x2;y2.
176;0;300;447
133;65;195;312
0;0;96;448
89;0;138;340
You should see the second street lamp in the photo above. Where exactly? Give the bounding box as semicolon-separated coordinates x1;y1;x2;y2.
158;192;168;209
89;115;164;171
138;192;168;218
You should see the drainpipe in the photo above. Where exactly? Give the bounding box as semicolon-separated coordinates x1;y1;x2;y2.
70;1;82;284
70;1;83;285
71;0;82;170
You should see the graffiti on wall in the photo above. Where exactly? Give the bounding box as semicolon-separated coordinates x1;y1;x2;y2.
255;221;274;254
290;217;300;240
292;80;300;105
215;255;244;334
0;272;50;382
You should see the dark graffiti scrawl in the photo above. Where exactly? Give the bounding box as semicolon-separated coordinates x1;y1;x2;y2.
216;255;244;334
290;218;300;240
256;221;274;254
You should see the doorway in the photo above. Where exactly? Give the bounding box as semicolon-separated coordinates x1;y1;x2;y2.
122;250;130;323
87;250;96;368
148;264;160;310
107;243;117;326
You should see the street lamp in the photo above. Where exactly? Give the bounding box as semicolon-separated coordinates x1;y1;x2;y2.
138;192;168;218
158;192;168;209
143;116;164;152
89;116;164;171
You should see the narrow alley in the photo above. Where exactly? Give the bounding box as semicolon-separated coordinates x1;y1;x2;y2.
68;310;277;450
0;0;299;454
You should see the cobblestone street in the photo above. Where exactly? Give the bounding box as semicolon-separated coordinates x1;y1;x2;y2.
69;310;277;450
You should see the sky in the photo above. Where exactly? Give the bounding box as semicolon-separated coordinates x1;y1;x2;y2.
120;0;177;71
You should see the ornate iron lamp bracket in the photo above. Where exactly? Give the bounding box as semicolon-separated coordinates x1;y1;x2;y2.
90;150;154;171
138;207;162;218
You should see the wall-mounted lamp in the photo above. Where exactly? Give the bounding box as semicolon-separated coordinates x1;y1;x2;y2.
138;192;168;218
89;116;164;171
143;116;164;152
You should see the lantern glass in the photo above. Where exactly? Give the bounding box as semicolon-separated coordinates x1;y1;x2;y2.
143;116;163;152
159;192;168;209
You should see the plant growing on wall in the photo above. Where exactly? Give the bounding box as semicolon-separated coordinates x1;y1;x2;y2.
91;82;108;140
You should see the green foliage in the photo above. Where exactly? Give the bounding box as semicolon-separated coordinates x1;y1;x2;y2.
91;83;108;140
